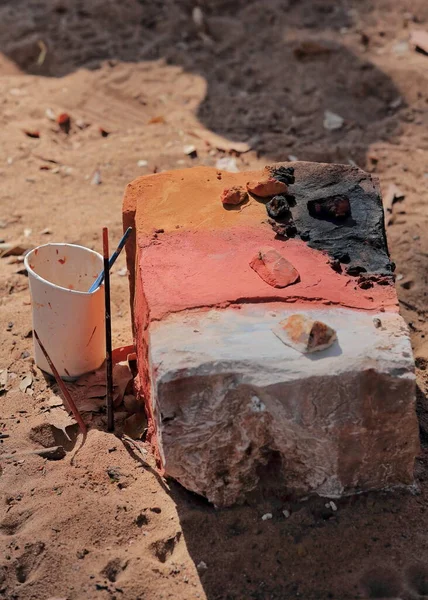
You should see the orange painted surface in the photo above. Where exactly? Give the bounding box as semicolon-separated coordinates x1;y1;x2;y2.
123;166;274;234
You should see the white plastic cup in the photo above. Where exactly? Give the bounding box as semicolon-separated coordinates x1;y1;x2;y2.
24;243;106;380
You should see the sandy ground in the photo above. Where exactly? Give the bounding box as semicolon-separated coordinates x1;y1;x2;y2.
1;1;428;599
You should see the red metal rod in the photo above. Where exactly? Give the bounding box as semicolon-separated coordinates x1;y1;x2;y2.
103;227;114;432
33;330;87;437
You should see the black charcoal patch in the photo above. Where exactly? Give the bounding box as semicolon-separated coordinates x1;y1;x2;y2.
275;162;392;275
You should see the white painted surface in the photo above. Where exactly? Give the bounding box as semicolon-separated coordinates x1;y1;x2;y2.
146;305;417;506
150;306;414;385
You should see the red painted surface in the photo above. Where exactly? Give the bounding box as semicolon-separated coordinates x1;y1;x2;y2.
133;252;162;466
137;225;398;323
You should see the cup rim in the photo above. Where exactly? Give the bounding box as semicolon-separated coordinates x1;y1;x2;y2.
24;242;104;296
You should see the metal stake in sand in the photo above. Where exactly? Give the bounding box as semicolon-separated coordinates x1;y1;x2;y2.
103;227;114;432
33;330;87;437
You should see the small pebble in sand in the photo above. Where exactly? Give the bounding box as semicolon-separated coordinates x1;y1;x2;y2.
216;156;239;172
45;107;56;121
323;110;344;131
183;145;197;158
91;169;102;185
57;112;71;134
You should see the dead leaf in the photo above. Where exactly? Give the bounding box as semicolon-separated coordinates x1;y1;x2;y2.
83;384;107;398
76;396;105;413
46;407;77;440
19;374;33;393
55;382;103;414
191;127;251;154
59;361;133;412
40;396;64;413
113;363;133;406
74;369;106;388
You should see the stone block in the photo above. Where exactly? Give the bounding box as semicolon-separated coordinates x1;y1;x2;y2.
123;161;419;506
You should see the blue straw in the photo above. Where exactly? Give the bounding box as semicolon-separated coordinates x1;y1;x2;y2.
88;227;132;293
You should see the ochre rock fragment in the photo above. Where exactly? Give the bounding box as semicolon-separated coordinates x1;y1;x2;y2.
273;314;337;354
249;247;299;288
246;169;288;197
220;186;248;206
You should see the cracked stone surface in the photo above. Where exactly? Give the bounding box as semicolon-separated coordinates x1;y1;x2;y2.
149;307;418;506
